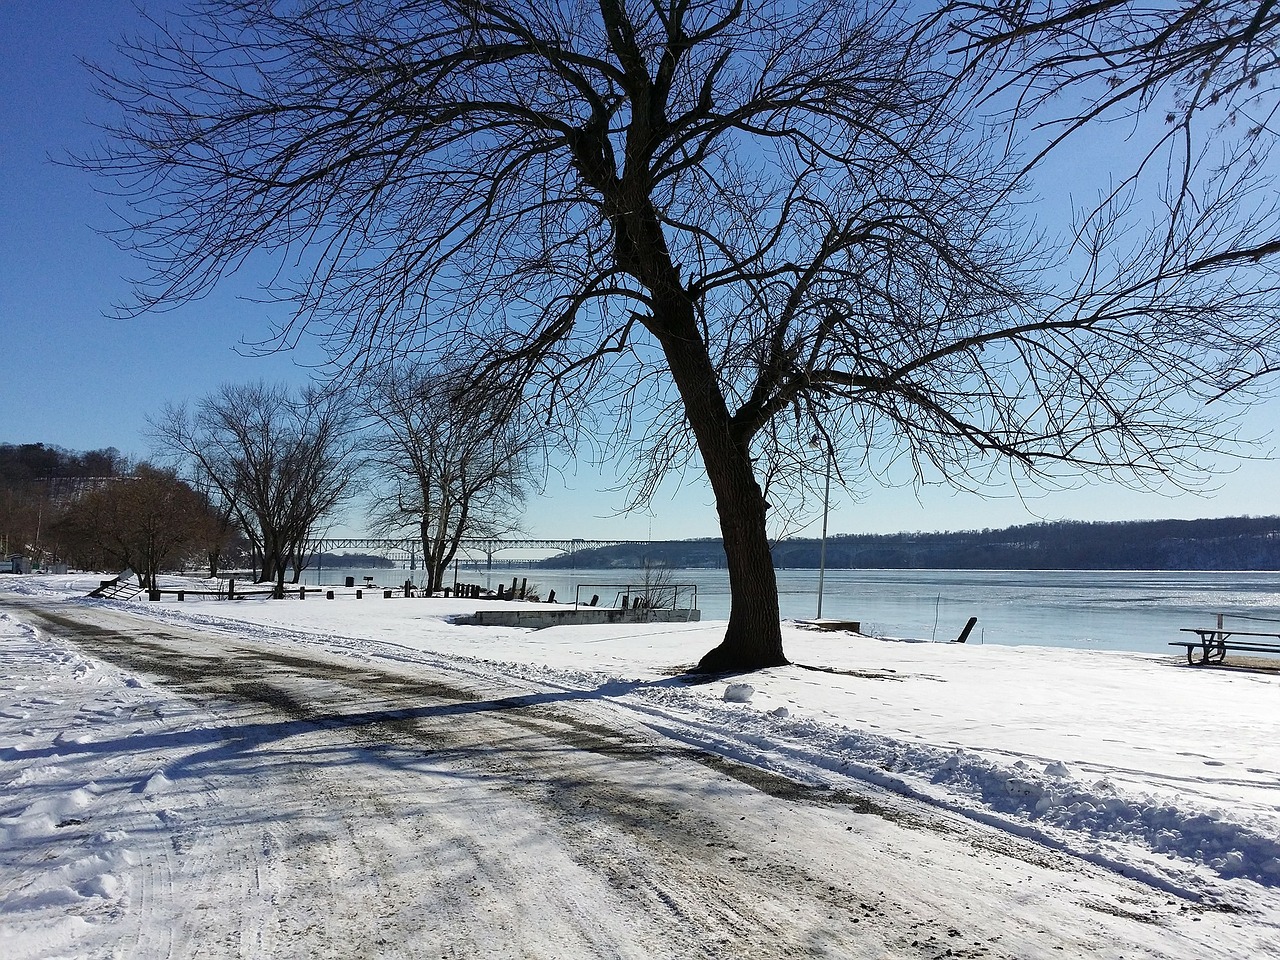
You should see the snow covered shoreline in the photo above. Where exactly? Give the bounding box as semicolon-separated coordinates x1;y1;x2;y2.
3;573;1278;958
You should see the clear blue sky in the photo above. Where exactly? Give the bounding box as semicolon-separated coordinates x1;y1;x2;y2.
2;1;1276;542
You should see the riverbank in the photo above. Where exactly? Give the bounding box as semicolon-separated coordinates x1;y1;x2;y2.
295;564;1280;655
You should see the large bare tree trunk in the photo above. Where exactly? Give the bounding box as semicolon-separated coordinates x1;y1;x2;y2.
649;292;787;673
419;516;436;592
697;453;786;673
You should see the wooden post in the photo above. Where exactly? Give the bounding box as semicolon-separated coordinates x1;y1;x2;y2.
519;577;527;600
547;589;556;603
954;616;978;644
299;586;306;600
384;589;393;599
356;589;363;599
497;583;506;600
227;577;235;600
176;591;184;602
326;590;335;599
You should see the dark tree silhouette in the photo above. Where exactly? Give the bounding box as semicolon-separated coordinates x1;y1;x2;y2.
363;363;541;592
150;382;361;594
85;1;1280;670
54;465;219;589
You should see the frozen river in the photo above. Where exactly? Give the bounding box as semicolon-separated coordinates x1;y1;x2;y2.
301;565;1280;655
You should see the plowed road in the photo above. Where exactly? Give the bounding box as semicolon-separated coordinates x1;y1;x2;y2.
4;599;1239;959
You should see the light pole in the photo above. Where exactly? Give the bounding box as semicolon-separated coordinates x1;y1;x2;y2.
816;444;832;620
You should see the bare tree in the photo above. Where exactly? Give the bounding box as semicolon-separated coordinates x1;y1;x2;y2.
187;476;243;578
150;382;361;594
87;0;1280;670
363;363;541;592
54;465;218;589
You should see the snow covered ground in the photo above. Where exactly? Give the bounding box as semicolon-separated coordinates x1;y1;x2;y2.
2;573;1278;959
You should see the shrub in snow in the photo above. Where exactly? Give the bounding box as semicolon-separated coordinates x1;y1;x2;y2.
723;682;754;703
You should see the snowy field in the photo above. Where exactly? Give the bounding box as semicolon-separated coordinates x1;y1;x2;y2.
2;573;1278;959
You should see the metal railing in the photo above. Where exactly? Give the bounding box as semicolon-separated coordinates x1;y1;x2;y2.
572;581;698;613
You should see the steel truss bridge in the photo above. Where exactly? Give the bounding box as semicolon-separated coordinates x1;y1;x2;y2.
304;537;631;570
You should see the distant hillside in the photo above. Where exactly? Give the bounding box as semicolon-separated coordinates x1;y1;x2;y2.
539;517;1280;570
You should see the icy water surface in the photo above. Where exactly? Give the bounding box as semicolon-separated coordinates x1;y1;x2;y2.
301;564;1280;655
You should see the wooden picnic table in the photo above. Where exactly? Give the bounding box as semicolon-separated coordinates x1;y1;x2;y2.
1171;627;1280;665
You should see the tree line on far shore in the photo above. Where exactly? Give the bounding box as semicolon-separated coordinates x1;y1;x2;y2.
544;517;1280;571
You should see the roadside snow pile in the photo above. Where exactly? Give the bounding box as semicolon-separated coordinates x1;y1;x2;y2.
633;680;1280;888
934;751;1280;884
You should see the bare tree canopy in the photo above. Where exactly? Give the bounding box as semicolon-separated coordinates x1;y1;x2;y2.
943;0;1280;262
53;465;220;589
150;382;361;593
86;0;1280;670
945;0;1280;133
363;363;542;592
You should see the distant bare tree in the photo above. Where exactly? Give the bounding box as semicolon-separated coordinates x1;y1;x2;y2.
151;382;361;594
187;475;242;578
87;0;1280;670
363;364;540;592
54;465;218;589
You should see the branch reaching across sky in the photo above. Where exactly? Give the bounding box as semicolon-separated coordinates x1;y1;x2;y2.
82;0;1280;670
